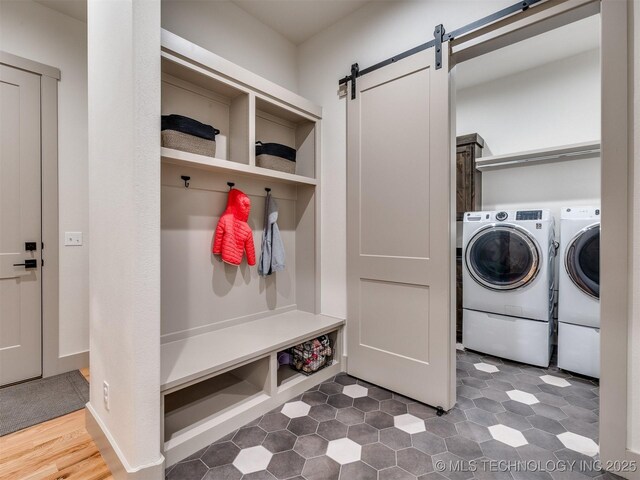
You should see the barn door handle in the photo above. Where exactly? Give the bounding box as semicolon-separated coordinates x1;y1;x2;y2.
13;259;37;269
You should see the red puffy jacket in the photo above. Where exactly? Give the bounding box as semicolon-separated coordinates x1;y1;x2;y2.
213;189;256;266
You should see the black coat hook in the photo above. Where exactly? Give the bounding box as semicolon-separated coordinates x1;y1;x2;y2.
181;175;190;188
227;182;235;190
265;188;271;193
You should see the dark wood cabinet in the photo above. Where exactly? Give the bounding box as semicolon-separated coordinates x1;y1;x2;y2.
456;133;485;221
456;133;485;343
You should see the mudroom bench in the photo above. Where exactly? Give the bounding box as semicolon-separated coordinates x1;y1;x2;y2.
160;311;345;466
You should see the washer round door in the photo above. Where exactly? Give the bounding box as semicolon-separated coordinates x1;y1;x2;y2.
565;223;600;299
466;224;541;291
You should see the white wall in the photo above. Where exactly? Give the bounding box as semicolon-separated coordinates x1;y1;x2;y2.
457;49;601;222
457;49;600;156
161;0;298;92
480;157;600;218
0;0;89;359
87;0;162;473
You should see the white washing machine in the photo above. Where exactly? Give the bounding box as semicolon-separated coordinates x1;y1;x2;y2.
558;206;600;378
462;209;556;367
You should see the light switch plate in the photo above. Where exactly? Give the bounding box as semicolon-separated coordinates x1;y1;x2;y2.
64;232;83;246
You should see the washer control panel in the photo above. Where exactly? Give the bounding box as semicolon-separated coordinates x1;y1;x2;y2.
516;210;543;221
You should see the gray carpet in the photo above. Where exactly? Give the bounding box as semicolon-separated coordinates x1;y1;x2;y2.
0;370;89;436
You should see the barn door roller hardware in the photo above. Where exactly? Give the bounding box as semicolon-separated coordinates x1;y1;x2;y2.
338;0;540;98
350;64;359;100
434;24;444;70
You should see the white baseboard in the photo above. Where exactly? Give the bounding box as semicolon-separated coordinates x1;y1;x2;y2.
86;403;165;480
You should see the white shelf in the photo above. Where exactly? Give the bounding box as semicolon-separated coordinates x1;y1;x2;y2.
475;140;600;171
277;366;303;389
161;310;345;392
277;360;339;393
162;29;322;120
161;147;317;186
164;371;266;442
163;361;341;467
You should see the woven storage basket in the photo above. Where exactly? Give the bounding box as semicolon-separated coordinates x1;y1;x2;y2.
255;142;296;174
162;114;219;141
256;154;296;174
162;130;216;157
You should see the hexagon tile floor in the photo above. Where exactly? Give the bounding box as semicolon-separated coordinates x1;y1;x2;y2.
165;350;621;480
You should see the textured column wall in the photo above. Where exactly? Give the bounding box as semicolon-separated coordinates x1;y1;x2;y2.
87;0;162;474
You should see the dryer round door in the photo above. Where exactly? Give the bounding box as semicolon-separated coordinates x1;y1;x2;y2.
465;224;541;291
565;223;600;299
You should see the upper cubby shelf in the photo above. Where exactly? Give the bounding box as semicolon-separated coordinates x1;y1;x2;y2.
161;29;321;182
162;29;322;120
255;97;317;179
161;147;317;186
162;55;251;165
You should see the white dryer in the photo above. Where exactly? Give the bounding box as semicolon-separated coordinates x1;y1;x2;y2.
462;209;556;367
558;206;600;378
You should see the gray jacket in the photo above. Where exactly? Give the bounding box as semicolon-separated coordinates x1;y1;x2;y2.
259;192;285;276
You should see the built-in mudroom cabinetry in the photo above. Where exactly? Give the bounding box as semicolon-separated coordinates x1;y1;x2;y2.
159;30;344;467
456;134;485;343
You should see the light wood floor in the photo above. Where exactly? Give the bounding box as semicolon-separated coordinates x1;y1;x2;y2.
0;368;113;480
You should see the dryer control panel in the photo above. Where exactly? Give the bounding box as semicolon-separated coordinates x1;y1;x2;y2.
561;206;600;220
464;209;552;222
516;210;543;221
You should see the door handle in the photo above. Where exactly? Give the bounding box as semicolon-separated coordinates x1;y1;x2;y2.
13;259;37;269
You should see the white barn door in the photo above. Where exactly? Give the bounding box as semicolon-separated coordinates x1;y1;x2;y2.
347;46;455;409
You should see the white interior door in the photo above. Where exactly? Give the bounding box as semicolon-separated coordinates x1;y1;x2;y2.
0;64;42;386
347;46;455;409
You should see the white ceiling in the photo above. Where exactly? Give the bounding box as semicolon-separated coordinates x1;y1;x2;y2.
30;0;599;88
231;0;370;44
456;15;600;90
33;0;86;22
32;0;370;44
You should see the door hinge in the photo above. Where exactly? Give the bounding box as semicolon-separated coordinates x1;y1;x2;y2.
42;259;45;267
434;24;445;70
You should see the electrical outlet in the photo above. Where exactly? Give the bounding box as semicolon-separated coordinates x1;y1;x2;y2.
103;381;110;411
64;232;83;246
